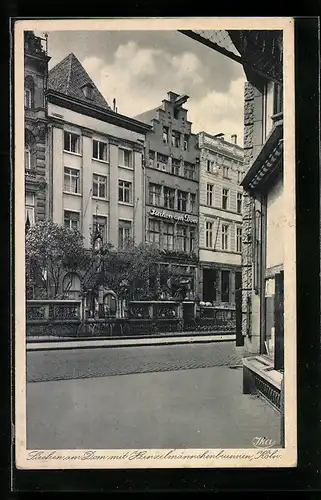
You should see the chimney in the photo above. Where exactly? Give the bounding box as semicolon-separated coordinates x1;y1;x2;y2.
231;134;237;144
113;98;116;112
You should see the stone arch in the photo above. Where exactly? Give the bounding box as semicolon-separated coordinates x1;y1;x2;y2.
103;291;117;316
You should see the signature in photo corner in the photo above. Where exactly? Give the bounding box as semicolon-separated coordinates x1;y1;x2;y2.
252;437;277;448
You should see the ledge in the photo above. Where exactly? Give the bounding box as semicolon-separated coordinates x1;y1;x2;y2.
243;355;283;391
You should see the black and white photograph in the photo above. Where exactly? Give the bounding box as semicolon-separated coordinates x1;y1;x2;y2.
14;17;296;469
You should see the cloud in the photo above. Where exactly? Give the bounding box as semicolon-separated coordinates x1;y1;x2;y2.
82;40;245;146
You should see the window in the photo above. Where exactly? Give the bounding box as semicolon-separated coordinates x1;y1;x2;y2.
25;145;31;170
163;222;174;250
221;270;230;303
223;166;230;178
171;159;180;176
93;215;107;243
149;183;161;206
64;167;80;194
205;221;213;248
177;190;188;212
149;150;155;167
157;153;168;171
148;219;160;245
222;188;229;210
118;220;132;249
82;85;93;99
221;224;229;250
93;140;108;161
184;162;195;180
237;192;243;214
189;228;196;253
93;174;107;199
119;148;132;168
118;180;132;203
162;126;169;143
24;88;32;109
207;183;214;206
171;130;181;148
190;193;196;213
176;225;187;252
206;160;211;172
64;131;80;154
273;83;283;115
237;170;243;184
184;135;189;151
173;108;179;119
64;210;80;231
236;226;242;253
25;193;35;227
164;186;175;209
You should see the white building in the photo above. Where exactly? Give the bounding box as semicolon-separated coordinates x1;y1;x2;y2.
46;52;151;251
197;131;245;307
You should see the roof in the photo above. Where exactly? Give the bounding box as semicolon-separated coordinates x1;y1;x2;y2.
133;107;161;124
48;53;111;111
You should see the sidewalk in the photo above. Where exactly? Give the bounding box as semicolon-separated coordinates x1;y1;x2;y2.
27;365;281;450
27;333;236;351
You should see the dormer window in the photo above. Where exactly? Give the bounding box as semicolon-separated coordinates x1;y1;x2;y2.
82;84;94;100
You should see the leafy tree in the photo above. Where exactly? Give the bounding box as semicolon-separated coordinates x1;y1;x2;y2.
98;243;161;300
25;219;90;299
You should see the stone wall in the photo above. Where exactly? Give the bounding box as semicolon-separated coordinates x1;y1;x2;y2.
242;81;255;338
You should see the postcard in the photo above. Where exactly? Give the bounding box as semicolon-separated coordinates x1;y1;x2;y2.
14;16;296;469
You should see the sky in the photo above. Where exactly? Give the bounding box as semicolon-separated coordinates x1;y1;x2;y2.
42;30;246;145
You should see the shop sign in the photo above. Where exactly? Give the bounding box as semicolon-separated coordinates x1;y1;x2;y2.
149;207;198;225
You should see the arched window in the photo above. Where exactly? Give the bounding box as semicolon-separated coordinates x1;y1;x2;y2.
103;292;117;317
62;273;81;300
25;144;31;170
24;76;35;109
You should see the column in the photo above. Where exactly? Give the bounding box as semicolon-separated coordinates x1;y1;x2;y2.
82;133;93;248
217;269;222;303
230;270;236;306
109;143;119;247
133;149;143;245
52;126;64;225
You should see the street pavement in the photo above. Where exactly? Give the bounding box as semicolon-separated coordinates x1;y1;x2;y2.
27;365;281;450
27;341;246;382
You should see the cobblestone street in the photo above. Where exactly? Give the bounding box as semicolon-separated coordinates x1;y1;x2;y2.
27;342;245;382
26;342;281;450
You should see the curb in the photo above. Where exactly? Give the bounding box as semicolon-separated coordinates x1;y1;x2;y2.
27;335;236;352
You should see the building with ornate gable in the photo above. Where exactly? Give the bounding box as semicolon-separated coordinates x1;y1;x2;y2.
24;31;51;228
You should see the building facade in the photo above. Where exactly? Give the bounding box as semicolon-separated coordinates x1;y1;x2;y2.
135;92;200;299
24;31;50;228
46;53;151;252
197;131;244;309
229;30;284;406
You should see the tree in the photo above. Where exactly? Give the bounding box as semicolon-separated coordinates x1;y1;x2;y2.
98;243;161;301
25;219;90;299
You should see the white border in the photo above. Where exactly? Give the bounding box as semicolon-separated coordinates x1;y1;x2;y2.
15;17;296;469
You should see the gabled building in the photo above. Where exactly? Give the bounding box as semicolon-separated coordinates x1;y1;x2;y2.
135;92;200;300
24;31;50;229
46;52;151;252
45;52;151;308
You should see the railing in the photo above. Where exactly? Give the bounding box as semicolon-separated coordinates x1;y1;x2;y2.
26;300;236;338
